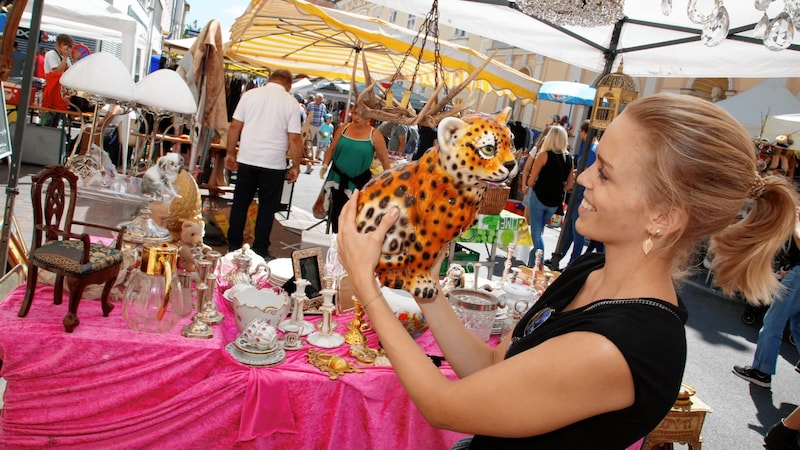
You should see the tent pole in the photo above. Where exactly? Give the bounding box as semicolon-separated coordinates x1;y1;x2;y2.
0;0;43;275
344;49;360;126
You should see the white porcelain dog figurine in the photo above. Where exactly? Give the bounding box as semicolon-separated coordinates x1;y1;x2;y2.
142;153;184;200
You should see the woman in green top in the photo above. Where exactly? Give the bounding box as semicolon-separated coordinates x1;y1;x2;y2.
319;107;391;232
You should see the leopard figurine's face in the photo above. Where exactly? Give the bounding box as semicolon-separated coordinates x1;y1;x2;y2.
355;108;516;299
437;109;517;185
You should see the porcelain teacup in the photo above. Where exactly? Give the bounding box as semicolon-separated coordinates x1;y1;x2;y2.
236;318;279;352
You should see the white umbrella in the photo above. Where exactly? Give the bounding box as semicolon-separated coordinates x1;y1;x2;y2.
368;0;800;78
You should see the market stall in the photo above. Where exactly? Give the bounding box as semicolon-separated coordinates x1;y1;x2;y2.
0;283;467;449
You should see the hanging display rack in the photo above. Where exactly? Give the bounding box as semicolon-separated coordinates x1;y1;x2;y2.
356;0;494;128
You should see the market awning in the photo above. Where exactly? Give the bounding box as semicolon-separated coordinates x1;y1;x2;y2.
224;0;541;103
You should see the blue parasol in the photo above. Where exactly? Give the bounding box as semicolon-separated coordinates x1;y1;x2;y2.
537;81;596;106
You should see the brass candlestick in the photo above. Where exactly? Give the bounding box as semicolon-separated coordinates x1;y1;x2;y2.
181;259;213;339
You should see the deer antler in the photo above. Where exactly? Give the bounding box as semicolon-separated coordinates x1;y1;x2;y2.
432;53;495;115
411;81;447;126
357;49;499;128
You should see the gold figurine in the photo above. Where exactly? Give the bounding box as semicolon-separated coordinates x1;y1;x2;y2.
344;296;368;345
307;349;364;380
349;344;379;364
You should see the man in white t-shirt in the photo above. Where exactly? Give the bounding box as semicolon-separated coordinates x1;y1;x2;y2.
224;69;303;259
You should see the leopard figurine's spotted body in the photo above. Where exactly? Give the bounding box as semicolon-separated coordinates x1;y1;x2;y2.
355;108;516;298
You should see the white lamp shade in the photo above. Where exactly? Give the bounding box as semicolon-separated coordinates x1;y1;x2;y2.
60;52;135;102
134;69;197;115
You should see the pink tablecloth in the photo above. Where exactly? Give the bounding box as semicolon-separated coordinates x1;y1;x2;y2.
0;284;467;449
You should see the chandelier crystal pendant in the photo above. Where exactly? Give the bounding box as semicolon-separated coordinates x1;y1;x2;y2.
764;11;795;50
516;0;625;27
662;0;797;50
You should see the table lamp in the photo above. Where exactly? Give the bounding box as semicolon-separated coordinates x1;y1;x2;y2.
132;69;197;176
59;52;136;181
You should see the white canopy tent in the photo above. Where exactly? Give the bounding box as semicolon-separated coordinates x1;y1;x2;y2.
21;0;139;72
369;0;800;78
716;79;800;150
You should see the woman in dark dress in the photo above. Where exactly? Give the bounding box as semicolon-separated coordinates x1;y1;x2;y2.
336;94;797;449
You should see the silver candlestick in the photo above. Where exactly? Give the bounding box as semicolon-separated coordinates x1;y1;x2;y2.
182;259;213;339
279;278;315;336
306;287;344;348
501;242;516;285
195;251;224;325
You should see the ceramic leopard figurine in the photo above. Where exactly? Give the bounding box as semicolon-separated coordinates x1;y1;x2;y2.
355;108;516;298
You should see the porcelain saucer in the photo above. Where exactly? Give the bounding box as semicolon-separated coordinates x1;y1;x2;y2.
280;338;307;351
226;342;286;367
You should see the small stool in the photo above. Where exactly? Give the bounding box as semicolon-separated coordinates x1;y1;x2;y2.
642;393;712;449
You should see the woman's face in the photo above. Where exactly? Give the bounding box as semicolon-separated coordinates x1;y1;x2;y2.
350;110;367;125
575;113;655;250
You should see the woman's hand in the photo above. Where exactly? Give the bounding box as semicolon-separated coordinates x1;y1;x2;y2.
337;191;399;287
428;246;450;286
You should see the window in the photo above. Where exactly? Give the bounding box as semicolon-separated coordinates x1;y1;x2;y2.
453;28;467;39
388;11;397;23
407;15;417;30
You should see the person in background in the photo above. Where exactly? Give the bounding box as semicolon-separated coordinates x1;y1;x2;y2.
335;93;797;448
387;121;408;156
378;120;408;156
733;208;800;389
317;113;334;161
764;405;800;449
97;103;126;166
294;93;307;123
319;106;390;233
404;123;419;159
412;124;437;161
306;93;326;150
33;47;46;79
42;33;74;127
509;120;528;152
43;34;73;79
526;125;574;266
224;69;302;260
518;126;552;224
295;93;316;175
554;119;599;266
10;41;24;78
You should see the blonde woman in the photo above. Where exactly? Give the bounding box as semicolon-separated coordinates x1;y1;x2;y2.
518;126;551;223
336;93;797;448
525;125;575;266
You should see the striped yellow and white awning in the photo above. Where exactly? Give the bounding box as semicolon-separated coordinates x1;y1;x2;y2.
225;0;541;104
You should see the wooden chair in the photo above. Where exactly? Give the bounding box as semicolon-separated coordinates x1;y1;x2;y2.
17;165;126;332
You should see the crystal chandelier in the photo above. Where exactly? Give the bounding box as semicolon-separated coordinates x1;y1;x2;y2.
661;0;798;51
515;0;625;27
